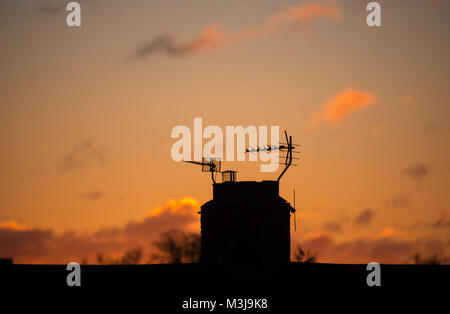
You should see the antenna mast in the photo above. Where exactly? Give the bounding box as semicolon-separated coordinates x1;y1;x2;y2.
277;130;297;182
293;189;296;231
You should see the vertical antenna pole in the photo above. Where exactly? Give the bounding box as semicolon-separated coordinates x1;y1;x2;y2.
277;131;293;182
293;189;296;231
211;168;216;184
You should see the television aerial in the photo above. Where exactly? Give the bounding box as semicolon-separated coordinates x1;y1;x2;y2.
184;157;222;184
245;130;300;182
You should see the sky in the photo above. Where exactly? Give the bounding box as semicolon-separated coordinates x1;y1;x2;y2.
0;0;449;264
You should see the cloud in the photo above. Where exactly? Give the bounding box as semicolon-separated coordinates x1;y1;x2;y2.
382;193;411;209
424;124;438;134
3;196;448;264
400;93;416;105
133;1;341;59
80;190;104;201
420;0;450;9
0;227;54;263
402;163;430;182
305;87;375;129
301;232;447;264
146;197;200;217
323;221;342;233
57;140;108;173
0;197;200;264
432;214;450;229
264;0;341;32
354;208;375;225
0;220;30;231
371;125;384;137
36;4;61;15
374;227;407;240
134;24;223;59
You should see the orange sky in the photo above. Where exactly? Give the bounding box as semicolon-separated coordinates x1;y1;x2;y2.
0;0;449;264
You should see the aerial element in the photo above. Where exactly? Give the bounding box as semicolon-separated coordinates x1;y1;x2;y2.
184;157;221;184
184;130;299;183
245;130;300;182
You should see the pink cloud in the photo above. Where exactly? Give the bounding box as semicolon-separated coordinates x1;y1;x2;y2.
264;0;341;32
306;87;375;129
135;1;342;59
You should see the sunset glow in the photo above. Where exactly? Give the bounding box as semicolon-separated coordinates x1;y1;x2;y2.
0;0;449;265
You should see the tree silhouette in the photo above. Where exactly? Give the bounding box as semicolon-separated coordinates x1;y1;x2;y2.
150;229;201;263
411;253;448;265
96;247;142;265
293;244;317;263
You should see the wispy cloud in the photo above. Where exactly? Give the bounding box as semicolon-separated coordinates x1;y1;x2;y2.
424;124;439;134
133;1;341;59
400;93;416;105
402;163;430;182
135;24;223;58
371;125;384;137
323;221;342;233
374;227;407;240
354;208;375;225
305;87;375;129
264;0;341;32
382;193;411;209
36;4;61;15
57;140;108;173
80;190;104;201
432;214;450;229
